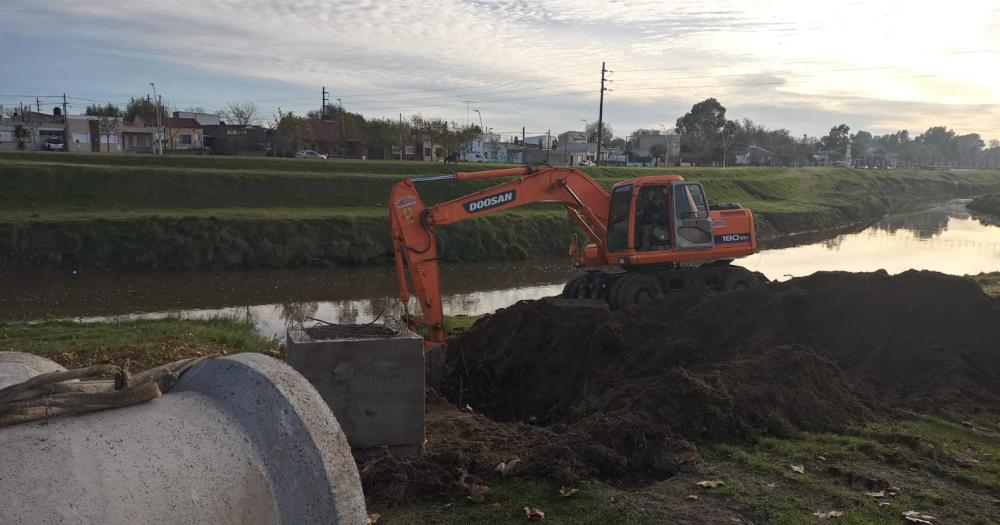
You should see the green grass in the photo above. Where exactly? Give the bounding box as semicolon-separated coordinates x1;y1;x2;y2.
0;316;279;370
701;415;1000;524
3;153;1000;271
374;479;652;525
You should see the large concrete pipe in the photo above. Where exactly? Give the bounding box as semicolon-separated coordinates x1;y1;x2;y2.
0;352;366;524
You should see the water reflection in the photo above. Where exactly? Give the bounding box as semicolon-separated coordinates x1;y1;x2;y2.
2;200;999;339
741;200;1000;281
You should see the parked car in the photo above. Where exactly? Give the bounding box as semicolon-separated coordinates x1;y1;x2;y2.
43;137;65;151
578;159;596;167
295;150;327;159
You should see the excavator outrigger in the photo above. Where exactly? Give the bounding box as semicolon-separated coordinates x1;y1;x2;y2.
390;165;760;347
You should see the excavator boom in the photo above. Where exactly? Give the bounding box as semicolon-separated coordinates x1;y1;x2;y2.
390;166;611;347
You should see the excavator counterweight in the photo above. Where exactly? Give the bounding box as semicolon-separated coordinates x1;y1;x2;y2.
390;166;759;347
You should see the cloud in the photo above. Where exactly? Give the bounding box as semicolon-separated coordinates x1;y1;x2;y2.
3;0;998;139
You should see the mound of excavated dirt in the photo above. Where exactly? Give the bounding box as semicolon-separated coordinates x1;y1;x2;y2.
362;270;1000;504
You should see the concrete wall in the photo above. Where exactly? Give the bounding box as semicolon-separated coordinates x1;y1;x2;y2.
287;327;425;456
0;352;365;525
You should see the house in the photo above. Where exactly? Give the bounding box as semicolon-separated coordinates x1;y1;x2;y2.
121;121;155;153
557;130;588;145
164;117;204;152
629;132;680;166
0;108;65;151
460;133;504;162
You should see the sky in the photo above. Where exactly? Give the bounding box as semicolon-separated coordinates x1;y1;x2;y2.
3;0;999;141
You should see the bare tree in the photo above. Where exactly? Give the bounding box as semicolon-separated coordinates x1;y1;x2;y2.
222;101;259;154
97;116;119;152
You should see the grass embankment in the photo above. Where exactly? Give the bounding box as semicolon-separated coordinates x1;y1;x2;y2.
3;152;1000;271
968;193;1000;216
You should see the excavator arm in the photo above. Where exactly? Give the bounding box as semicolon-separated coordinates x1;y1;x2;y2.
389;166;610;347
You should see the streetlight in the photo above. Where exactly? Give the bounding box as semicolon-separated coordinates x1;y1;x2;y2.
473;109;484;133
149;82;162;155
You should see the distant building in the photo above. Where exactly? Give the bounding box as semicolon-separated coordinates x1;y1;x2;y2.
173;111;221;126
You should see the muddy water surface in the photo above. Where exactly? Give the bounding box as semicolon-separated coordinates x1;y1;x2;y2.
2;200;998;339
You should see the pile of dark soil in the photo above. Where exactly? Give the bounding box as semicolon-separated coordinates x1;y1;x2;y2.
363;270;1000;503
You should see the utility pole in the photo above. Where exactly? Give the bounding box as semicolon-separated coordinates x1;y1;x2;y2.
546;129;550;164
522;126;526;165
62;93;68;151
36;98;41;113
398;113;403;161
150;83;161;155
596;61;607;166
322;86;330;120
337;98;345;159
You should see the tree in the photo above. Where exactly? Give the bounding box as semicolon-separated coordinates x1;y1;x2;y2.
649;142;667;164
97;115;119;152
820;124;851;156
273;112;312;156
221;101;259;154
85;104;121;118
850;130;873;159
585;122;613;146
123;97;167;124
675;98;727;165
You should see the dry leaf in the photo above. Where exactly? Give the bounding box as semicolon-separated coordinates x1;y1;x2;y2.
466;483;490;502
902;511;938;524
955;456;980;468
495;458;522;477
464;404;474;412
816;455;827;462
878;502;891;508
813;510;844;519
686;494;699;501
558;487;578;497
491;502;502;511
889;425;904;433
864;491;886;498
789;464;805;474
524;506;546;520
695;480;725;489
764;482;778;490
366;512;381;524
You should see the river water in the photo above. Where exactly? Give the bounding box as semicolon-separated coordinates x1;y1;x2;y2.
2;200;998;339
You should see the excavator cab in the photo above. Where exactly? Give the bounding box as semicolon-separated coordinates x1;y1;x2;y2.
604;177;718;259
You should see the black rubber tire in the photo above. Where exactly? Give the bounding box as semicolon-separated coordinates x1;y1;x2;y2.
561;275;587;298
721;267;758;292
611;272;664;309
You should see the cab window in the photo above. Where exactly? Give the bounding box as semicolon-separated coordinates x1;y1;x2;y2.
674;184;709;220
634;185;671;251
607;184;632;252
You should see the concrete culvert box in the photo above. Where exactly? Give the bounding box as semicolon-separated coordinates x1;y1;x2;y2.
287;324;425;456
0;352;365;525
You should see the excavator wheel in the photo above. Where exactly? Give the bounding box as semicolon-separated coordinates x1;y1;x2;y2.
609;272;663;309
561;275;588;298
721;267;758;292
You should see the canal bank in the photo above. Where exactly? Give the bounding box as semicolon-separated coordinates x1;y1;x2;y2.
3;153;1000;272
2;200;998;339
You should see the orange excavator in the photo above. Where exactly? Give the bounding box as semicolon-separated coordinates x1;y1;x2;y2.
390;165;761;347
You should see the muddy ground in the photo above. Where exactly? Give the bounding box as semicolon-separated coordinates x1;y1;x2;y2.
359;270;1000;519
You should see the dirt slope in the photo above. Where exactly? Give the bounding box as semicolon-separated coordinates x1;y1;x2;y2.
363;271;1000;503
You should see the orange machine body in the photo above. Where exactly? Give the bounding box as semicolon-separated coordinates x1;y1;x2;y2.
389;166;756;347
